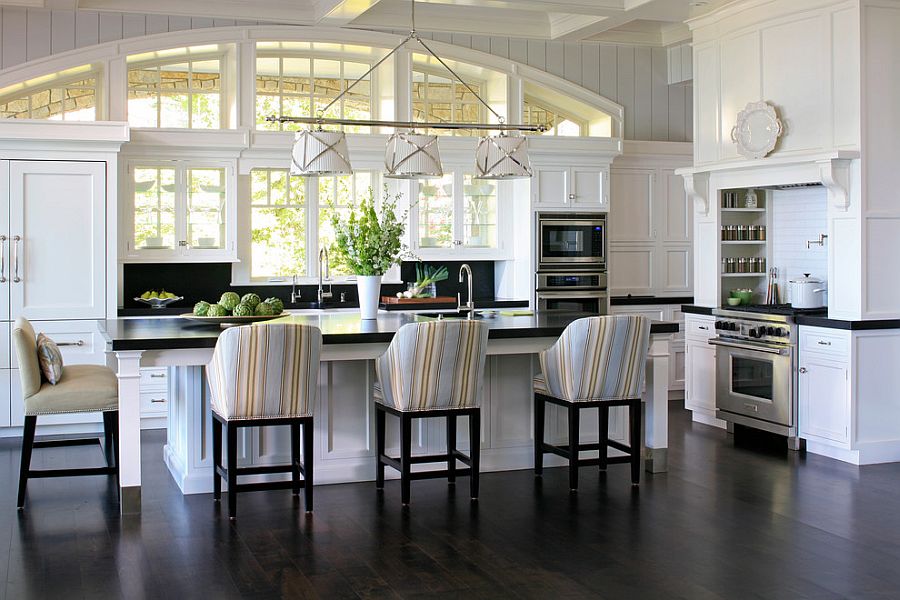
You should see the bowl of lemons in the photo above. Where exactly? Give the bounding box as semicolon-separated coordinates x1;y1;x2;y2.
135;290;183;308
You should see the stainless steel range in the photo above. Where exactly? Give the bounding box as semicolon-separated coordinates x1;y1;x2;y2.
709;306;807;450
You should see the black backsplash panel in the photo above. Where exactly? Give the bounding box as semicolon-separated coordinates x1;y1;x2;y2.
123;260;494;308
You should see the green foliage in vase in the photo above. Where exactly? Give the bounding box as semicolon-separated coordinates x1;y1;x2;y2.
327;186;412;276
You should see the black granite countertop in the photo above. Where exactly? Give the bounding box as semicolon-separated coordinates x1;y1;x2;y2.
795;315;900;330
681;304;715;316
612;295;694;306
118;298;530;317
101;311;679;351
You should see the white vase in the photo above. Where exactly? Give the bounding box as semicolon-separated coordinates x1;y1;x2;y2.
356;275;382;320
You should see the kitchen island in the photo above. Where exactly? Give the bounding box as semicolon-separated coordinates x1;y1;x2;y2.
103;311;678;514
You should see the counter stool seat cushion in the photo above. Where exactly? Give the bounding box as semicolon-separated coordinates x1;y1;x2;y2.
24;364;118;416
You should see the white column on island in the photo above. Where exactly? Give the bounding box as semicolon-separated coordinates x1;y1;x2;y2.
115;350;144;514
643;334;671;473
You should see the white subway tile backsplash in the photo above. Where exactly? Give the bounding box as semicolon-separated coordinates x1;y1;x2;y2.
771;188;828;303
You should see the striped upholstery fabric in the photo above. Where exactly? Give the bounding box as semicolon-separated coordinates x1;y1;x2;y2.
207;323;322;420
375;320;489;412
536;316;651;402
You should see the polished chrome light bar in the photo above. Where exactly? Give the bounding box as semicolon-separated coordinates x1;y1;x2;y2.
268;115;546;133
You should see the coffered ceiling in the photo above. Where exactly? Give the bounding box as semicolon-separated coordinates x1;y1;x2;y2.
0;0;725;44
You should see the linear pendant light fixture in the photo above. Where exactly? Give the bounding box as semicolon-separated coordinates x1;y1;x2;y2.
270;0;544;180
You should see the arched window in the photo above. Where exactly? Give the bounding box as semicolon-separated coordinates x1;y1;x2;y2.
255;42;376;133
523;97;586;136
0;66;98;121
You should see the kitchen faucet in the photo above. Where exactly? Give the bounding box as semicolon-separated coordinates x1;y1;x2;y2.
291;274;301;303
318;247;333;305
457;263;475;319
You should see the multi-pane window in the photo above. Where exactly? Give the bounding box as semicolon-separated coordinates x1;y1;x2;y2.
128;58;222;128
255;55;372;132
523;97;584;136
248;169;375;279
0;75;97;121
412;70;483;137
186;168;227;249
418;174;454;248
250;169;307;278
463;175;497;248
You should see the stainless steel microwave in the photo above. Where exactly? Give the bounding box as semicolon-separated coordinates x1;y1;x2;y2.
537;213;606;269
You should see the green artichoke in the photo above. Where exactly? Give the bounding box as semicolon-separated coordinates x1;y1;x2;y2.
264;297;285;314
254;302;274;316
233;303;253;317
206;303;228;317
241;293;261;309
219;292;240;311
193;301;211;316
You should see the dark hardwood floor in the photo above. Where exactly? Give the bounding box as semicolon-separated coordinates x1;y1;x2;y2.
2;404;900;599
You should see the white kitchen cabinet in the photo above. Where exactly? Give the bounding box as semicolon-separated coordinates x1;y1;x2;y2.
121;161;237;263
411;171;512;259
533;166;608;211
140;367;169;429
609;303;686;393
798;326;851;447
609;166;692;296
684;314;719;424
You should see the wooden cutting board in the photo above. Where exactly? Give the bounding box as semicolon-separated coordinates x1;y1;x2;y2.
380;295;456;305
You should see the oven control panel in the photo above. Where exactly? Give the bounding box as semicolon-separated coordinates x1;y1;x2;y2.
714;319;792;344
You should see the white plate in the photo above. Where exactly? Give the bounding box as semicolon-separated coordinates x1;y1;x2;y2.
731;101;783;159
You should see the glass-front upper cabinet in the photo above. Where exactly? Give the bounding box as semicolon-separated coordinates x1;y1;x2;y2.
413;171;508;258
123;161;236;262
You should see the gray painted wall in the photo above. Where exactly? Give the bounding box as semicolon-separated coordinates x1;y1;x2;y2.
0;7;692;143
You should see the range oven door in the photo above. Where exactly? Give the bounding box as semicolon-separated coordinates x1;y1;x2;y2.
536;290;608;314
538;218;605;268
709;338;794;427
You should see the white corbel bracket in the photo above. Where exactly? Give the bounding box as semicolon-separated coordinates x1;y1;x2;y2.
681;171;710;216
818;158;852;211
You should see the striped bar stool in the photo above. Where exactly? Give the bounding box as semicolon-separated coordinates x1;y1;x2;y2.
374;320;489;506
533;315;651;490
206;323;322;520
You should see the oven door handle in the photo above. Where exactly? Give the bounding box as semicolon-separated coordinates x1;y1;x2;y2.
708;338;790;355
537;291;608;299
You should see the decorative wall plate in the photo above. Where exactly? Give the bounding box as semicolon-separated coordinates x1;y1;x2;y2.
730;101;783;159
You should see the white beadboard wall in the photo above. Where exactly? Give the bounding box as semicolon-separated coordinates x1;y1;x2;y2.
0;7;692;143
771;187;828;299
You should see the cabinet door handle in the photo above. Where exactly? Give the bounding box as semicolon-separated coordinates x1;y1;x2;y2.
799;367;808;373
568;193;576;200
817;340;832;346
0;234;7;283
12;235;21;283
55;340;85;347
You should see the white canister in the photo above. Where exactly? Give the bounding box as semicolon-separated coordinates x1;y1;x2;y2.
789;273;826;309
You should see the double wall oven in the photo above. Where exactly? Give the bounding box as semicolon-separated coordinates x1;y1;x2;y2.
536;213;607;314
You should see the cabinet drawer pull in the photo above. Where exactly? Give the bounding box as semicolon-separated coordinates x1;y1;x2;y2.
150;373;166;378
799;367;808;373
698;326;708;330
55;340;85;347
817;340;832;346
150;398;166;403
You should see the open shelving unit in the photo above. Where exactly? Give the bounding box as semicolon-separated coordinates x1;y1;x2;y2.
719;188;772;306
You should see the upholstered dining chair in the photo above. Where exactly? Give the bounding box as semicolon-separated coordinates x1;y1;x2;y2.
533;315;651;490
207;322;322;520
12;317;119;509
374;319;489;506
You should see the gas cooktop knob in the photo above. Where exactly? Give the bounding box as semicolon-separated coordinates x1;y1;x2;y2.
778;328;789;337
749;327;762;338
715;321;723;329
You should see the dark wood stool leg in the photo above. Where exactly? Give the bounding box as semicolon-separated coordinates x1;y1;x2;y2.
469;410;480;500
102;412;114;468
302;419;314;512
227;421;238;519
568;404;580;491
630;399;642;486
212;416;222;502
290;421;301;496
598;404;609;471
446;414;457;485
534;394;545;477
17;415;36;509
400;413;412;505
375;406;386;490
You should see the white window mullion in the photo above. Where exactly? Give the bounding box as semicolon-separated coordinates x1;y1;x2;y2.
307;176;319;278
176;165;189;255
453;170;464;249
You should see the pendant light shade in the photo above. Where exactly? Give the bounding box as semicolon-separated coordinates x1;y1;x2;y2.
384;132;443;179
291;129;352;176
474;135;532;180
